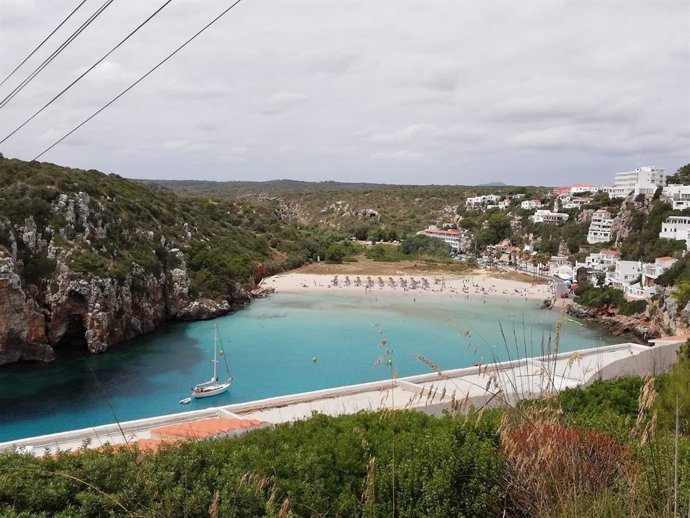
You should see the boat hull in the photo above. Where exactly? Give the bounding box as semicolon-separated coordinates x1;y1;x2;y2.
191;381;231;399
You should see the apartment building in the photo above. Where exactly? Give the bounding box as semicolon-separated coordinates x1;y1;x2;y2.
587;210;614;244
610;166;666;198
417;226;462;251
659;216;690;243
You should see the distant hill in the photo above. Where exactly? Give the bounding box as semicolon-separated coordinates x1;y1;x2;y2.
149;179;548;238
478;181;507;187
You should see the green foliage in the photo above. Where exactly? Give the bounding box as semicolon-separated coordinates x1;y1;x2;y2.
575;286;647;314
656;255;690;287
2;376;690;517
618;299;647;316
0;411;505;517
399;234;451;257
666;163;690;185
671;281;690;308
324;243;346;263
656;342;690;434
365;243;404;262
620;200;684;261
476;213;512;247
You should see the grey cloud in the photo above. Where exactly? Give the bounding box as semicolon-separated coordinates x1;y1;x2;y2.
0;0;687;185
258;92;308;115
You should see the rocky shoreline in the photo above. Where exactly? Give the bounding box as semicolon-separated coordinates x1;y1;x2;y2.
565;301;686;343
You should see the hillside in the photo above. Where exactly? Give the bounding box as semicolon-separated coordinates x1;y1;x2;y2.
0;156;297;364
152;179;551;239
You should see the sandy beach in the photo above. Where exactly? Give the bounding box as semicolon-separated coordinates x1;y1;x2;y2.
260;271;554;302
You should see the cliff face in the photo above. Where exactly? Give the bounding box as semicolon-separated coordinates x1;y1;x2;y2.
0;158;275;365
0;222;244;364
567;291;690;343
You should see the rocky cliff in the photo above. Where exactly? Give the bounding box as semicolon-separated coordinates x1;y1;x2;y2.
567;291;690;343
0;157;277;365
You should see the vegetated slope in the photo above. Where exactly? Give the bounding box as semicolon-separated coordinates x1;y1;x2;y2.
152;179;551;239
2;368;689;517
0;155;286;364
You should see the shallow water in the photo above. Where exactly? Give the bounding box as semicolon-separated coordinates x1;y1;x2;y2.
0;291;620;442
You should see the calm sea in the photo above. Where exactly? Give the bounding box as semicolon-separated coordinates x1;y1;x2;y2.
0;291;620;442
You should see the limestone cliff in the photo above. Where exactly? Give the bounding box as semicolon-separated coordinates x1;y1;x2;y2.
0;157;277;365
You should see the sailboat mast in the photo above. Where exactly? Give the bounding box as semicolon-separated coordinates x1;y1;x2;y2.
212;325;218;379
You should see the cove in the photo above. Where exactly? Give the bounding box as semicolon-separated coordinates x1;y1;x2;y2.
0;291;620;442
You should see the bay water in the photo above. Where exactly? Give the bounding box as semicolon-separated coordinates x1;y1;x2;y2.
0;291;620;442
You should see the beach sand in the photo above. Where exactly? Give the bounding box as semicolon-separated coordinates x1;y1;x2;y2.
261;271;554;302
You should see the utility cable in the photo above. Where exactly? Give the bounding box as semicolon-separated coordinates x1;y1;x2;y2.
0;0;89;88
27;0;245;164
0;0;115;110
0;0;173;146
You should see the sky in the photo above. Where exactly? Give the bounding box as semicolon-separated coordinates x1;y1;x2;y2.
0;0;688;186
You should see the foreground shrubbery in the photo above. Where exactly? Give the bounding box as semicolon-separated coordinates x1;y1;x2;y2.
2;356;690;518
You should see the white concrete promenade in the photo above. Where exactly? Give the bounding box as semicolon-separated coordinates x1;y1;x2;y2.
1;340;684;456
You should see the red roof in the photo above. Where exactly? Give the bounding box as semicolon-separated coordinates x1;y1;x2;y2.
601;249;620;256
151;418;270;441
572;183;596;187
656;256;676;262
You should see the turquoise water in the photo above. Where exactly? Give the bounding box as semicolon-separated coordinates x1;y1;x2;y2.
0;291;620;442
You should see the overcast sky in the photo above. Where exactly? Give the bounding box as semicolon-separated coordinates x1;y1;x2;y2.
0;0;688;185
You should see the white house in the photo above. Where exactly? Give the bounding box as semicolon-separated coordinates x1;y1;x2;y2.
607;260;643;291
521;199;542;210
643;256;678;287
563;197;591;210
531;210;569;223
465;195;501;209
610;166;666;198
659;216;690;243
661;185;690;210
587;210;614;244
583;249;620;271
417;226;462;251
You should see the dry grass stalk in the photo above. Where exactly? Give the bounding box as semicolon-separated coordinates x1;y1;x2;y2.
501;419;629;517
208;490;220;518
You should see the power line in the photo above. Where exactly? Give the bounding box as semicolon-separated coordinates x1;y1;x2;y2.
0;0;115;110
0;0;90;89
0;0;173;146
27;0;245;164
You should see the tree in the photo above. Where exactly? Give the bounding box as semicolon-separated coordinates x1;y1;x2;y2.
667;163;690;185
672;281;690;308
324;243;346;263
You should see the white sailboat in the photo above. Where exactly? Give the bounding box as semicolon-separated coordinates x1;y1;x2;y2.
190;325;232;399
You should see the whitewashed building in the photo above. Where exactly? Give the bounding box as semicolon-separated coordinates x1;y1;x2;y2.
659;216;690;244
465;195;501;210
610;166;666;198
531;210;569;223
521;199;542;210
607;260;643;291
417;226;462;251
643;257;678;287
661;185;690;210
584;249;620;271
587;210;614;244
563;197;592;209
